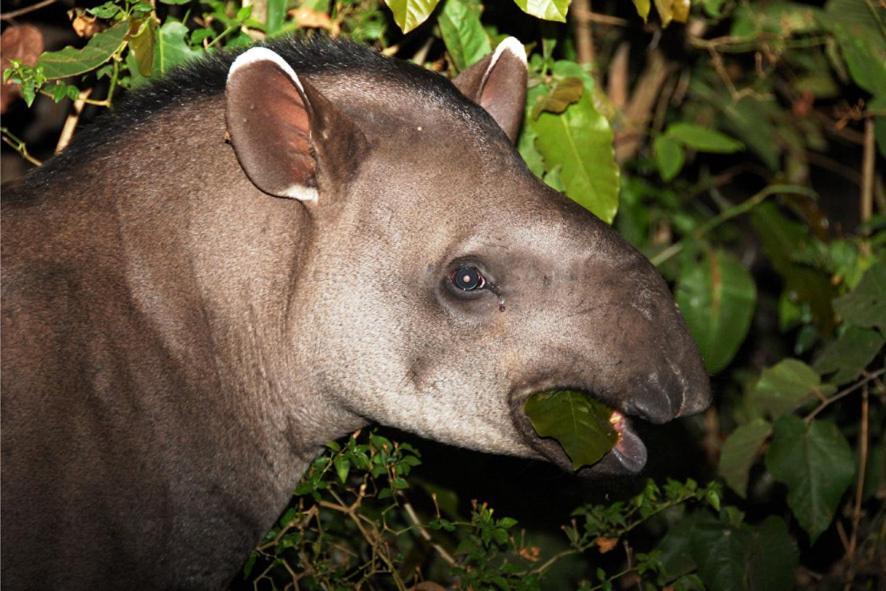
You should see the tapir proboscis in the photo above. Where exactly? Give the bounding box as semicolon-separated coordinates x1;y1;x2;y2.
1;36;710;589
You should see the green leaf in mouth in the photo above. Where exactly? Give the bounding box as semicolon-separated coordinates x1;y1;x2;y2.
524;390;617;470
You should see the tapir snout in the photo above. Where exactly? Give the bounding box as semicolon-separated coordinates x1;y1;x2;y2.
487;192;711;474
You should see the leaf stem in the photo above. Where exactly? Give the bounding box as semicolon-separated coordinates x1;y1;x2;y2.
651;184;816;267
804;369;884;423
1;127;42;166
842;385;869;590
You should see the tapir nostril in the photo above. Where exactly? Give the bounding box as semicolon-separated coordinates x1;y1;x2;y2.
623;388;676;424
621;373;683;424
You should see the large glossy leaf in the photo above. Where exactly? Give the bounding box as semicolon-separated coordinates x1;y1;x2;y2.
660;512;797;590
833;260;886;331
813;325;885;386
531;76;619;223
154;21;203;77
38;21;129;80
719;418;772;497
513;0;570;22
384;0;441;33
438;0;490;72
765;416;855;542
749;359;833;419
524;390;616;470
676;250;757;374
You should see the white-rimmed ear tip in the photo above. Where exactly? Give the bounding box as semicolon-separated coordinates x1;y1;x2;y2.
494;37;527;66
280;184;319;203
227;47;305;92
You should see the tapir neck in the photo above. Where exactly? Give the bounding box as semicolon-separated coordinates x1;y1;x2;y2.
2;95;365;587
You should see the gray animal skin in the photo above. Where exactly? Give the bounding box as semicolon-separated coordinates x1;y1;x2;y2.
1;37;710;589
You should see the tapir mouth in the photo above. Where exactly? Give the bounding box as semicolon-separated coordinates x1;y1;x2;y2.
508;387;652;476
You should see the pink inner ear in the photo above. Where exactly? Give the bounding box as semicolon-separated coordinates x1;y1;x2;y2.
226;60;317;198
477;54;527;143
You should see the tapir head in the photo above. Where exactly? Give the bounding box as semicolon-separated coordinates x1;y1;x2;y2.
224;39;710;475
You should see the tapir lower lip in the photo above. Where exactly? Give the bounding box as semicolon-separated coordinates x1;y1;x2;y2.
508;386;649;476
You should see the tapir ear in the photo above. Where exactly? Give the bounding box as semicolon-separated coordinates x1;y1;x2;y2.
225;47;366;202
452;37;528;143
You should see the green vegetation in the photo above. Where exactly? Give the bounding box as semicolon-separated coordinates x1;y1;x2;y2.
2;0;883;588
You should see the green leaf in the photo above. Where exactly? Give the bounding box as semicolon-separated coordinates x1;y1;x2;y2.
524;390;616;470
438;0;490;72
159;0;191;4
665;122;745;153
334;455;350;483
531;76;583;118
823;0;886;95
128;18;157;78
719;418;772;498
38;21;129;80
513;0;570;22
814;325;884;385
750;203;836;334
749;359;833;419
676;250;757;374
631;0;650;20
746;517;799;591
702;0;725;17
87;2;123;18
689;516;752;591
384;0;441;33
531;79;619;223
154;21;204;77
266;0;288;35
653;135;685;181
833;260;886;331
765;416;856;542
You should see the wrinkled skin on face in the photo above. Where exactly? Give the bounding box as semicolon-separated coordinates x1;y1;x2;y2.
247;43;712;477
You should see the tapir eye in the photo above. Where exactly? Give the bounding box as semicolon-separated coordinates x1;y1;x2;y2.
450;265;487;291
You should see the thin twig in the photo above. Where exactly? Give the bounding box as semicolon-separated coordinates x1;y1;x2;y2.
571;0;595;66
614;49;673;163
651;184;816;267
55;88;92;154
861;117;875;224
0;0;57;21
570;5;627;26
402;501;457;566
805;370;884;423
843;386;870;591
1;126;42;166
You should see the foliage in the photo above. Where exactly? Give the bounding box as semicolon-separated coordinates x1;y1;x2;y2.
3;0;884;588
236;430;724;590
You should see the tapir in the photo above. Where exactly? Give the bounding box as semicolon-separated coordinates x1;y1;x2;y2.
1;36;710;589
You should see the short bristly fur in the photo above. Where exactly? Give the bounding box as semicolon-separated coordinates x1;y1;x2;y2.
2;37;709;589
